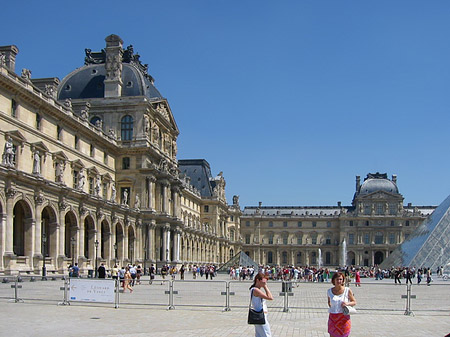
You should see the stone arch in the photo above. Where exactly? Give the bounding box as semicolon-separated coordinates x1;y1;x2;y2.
100;219;111;260
128;225;135;264
115;222;124;261
347;251;356;266
64;211;78;259
13;199;34;256
83;215;95;260
41;205;58;259
374;251;384;265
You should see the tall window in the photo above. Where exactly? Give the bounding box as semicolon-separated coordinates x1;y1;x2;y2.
36;113;41;129
74;135;79;149
122;157;130;169
297;235;302;245
11;99;17;117
90;144;94;157
269;221;273;227
375;232;383;244
121;115;133;140
245;234;250;244
389;203;397;215
297;221;302;227
268;251;273;264
283;221;288;228
57;125;62;140
73;170;79;188
312;221;317;227
389;233;395;244
349;233;355;245
364;233;370;244
88;177;94;195
282;235;288;245
268;234;274;244
376;203;384;215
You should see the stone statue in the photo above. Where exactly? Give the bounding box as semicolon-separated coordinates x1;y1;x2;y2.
0;52;5;66
122;189;128;206
110;182;116;202
134;194;141;209
95;177;101;196
21;68;31;81
151;123;159;145
143;114;150;135
172;140;177;157
108;128;116;139
64;98;72;109
232;195;239;206
80;104;90;120
2;136;15;166
95;119;103;128
44;84;54;97
77;169;86;190
55;161;65;183
32;152;40;174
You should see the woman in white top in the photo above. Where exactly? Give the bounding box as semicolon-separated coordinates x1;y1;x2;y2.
249;272;273;337
327;272;356;337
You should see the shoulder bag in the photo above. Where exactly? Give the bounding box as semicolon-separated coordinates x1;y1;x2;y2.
248;289;266;325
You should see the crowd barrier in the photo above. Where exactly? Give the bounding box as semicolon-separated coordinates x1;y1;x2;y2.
0;275;448;315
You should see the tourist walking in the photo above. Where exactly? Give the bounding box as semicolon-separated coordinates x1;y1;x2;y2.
354;268;361;287
327;272;356;337
249;272;273;337
123;266;133;293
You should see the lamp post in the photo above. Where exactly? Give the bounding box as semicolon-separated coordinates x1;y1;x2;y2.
70;237;76;266
42;233;47;281
94;239;99;278
113;243;118;265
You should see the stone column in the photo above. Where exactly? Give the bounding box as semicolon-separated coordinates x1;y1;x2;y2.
4;189;15;255
161;180;169;214
173;228;180;262
0;214;6;269
33;196;44;258
104;34;123;97
147;175;156;210
161;224;170;262
57;201;67;259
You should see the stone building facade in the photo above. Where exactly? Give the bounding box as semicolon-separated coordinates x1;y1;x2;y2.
0;36;241;275
241;173;436;267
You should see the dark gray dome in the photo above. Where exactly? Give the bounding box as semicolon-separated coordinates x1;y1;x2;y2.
57;63;163;100
359;178;398;195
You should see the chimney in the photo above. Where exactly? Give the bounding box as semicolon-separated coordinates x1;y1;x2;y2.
0;45;19;72
356;175;361;192
392;174;397;184
337;201;342;207
104;34;123;97
258;201;262;208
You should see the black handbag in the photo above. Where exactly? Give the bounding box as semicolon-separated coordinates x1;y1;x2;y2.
248;289;266;325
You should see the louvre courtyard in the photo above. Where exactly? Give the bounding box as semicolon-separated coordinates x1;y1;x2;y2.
0;273;448;336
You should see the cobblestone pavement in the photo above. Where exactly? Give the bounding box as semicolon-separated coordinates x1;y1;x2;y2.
0;274;449;336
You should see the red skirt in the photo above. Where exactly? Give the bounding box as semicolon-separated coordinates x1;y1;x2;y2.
328;313;351;337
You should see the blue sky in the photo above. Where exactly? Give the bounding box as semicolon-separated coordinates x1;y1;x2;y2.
3;1;450;207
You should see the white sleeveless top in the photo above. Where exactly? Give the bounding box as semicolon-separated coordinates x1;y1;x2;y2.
250;288;268;313
327;287;349;314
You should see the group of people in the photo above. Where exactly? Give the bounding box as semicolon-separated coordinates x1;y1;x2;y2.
248;271;356;337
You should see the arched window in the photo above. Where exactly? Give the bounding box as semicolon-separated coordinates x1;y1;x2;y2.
121;115;133;140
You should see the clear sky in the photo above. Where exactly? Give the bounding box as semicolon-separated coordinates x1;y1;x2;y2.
3;1;450;207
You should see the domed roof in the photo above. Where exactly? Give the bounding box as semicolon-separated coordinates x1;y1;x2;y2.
58;63;162;101
57;36;163;101
358;173;399;196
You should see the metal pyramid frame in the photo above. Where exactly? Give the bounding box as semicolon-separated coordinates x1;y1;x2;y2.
218;251;258;272
380;194;450;271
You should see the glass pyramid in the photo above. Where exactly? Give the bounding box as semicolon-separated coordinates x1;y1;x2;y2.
380;194;450;271
217;251;259;272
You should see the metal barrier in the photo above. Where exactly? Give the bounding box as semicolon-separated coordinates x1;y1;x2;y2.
0;275;448;315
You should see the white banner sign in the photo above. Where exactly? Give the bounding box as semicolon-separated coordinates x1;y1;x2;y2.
69;279;115;303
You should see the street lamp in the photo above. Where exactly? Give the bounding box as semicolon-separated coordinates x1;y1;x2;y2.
94;239;99;278
42;233;47;281
70;237;76;266
113;243;118;265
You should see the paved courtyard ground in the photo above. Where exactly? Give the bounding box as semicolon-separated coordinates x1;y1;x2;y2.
0;273;449;336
